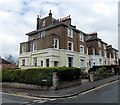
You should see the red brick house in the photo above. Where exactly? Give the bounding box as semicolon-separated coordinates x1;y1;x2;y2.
0;57;16;70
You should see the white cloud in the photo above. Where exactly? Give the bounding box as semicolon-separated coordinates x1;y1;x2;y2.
0;0;118;60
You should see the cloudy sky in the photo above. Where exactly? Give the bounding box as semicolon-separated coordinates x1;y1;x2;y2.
0;0;119;61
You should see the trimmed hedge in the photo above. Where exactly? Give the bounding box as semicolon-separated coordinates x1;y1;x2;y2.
2;67;81;86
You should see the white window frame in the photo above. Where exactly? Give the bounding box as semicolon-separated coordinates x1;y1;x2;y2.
29;37;33;41
86;48;88;55
68;56;73;67
99;49;102;56
41;61;43;67
42;20;45;27
104;44;106;49
68;41;73;51
80;58;85;68
22;59;25;66
98;41;101;47
104;51;106;57
54;38;59;49
93;48;95;55
80;45;84;54
67;28;73;38
40;31;45;38
80;32;84;42
33;57;37;66
22;45;26;53
33;42;37;51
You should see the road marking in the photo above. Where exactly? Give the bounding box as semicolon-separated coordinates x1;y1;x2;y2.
0;91;49;100
80;80;119;95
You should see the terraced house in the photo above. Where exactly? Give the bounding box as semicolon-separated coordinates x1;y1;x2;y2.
19;10;89;72
86;33;108;67
86;33;118;68
19;10;119;72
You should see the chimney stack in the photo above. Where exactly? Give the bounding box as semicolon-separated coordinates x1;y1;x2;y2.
49;10;52;16
36;15;40;30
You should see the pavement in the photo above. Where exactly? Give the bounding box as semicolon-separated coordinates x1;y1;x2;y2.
2;75;120;99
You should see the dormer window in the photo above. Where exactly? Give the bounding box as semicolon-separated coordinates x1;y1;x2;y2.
42;20;45;27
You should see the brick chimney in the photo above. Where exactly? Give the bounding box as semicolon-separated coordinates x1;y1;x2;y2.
36;15;40;30
49;10;52;16
89;32;97;39
61;15;71;25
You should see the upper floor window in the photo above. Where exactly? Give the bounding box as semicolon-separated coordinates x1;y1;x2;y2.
29;37;33;41
40;31;45;38
98;41;101;47
42;20;45;27
86;48;88;55
22;45;26;53
67;28;73;38
103;44;106;49
54;38;59;49
68;41;73;51
80;32;84;42
104;51;106;57
93;48;95;55
99;49;102;56
33;42;37;51
80;45;84;54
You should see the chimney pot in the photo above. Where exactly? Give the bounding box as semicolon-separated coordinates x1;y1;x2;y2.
49;10;52;16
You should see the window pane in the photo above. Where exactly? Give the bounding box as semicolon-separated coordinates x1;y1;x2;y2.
46;59;49;67
34;57;37;66
22;59;25;66
68;57;73;67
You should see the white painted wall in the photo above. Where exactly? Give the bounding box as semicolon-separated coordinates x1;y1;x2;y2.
19;48;90;72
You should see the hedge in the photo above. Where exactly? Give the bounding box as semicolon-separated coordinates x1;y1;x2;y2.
2;67;81;86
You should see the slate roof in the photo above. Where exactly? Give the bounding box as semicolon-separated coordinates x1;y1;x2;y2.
0;57;12;64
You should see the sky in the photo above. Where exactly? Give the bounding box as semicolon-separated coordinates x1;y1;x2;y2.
0;0;119;61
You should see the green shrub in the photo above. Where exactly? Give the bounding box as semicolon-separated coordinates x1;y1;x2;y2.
2;67;81;86
57;67;81;81
2;70;12;82
81;71;90;79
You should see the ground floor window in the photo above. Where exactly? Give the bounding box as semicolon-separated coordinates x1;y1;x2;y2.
46;59;49;67
99;59;102;65
34;57;37;66
68;57;73;67
54;61;58;67
22;59;25;66
41;61;43;67
80;59;85;68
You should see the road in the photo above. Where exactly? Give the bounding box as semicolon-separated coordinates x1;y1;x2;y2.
47;80;119;104
1;80;119;104
1;92;53;104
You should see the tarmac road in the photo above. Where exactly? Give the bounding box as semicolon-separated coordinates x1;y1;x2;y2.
1;92;52;105
46;80;119;104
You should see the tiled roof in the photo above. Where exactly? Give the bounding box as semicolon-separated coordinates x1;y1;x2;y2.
0;57;12;64
26;22;83;36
